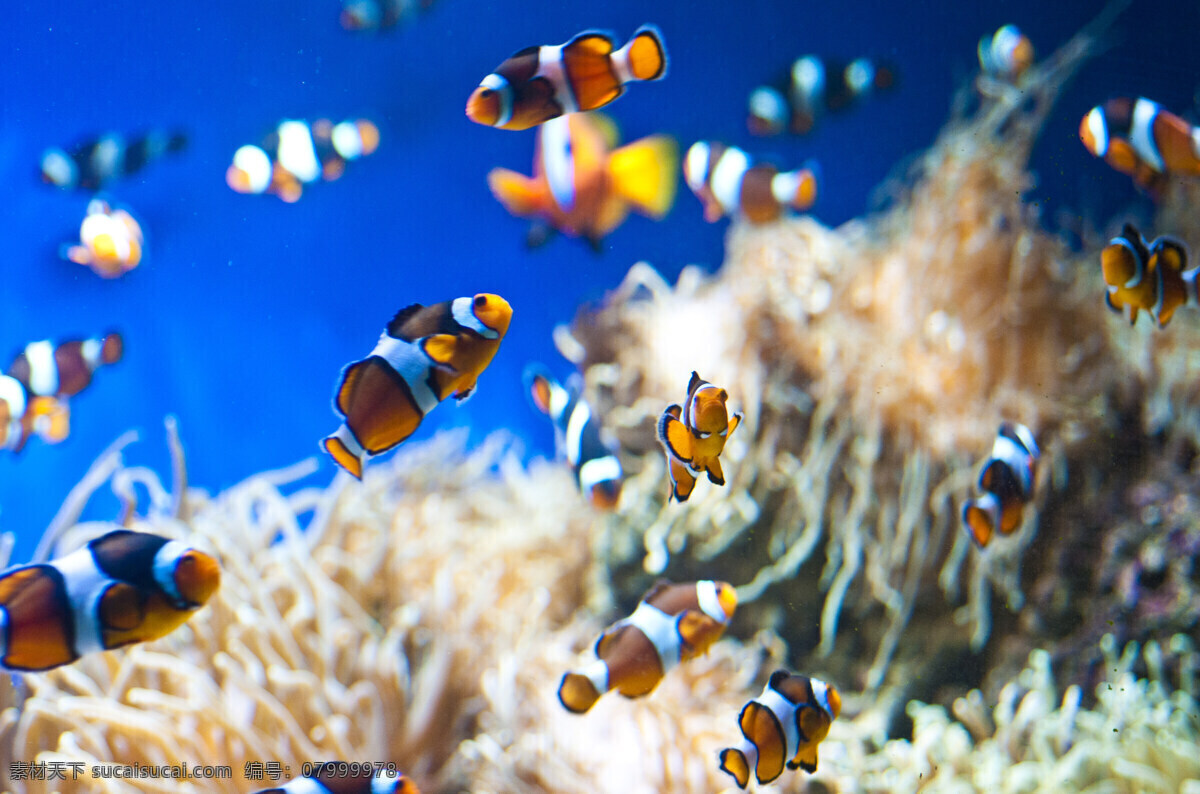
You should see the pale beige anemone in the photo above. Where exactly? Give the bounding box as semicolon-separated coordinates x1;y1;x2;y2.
554;1;1135;698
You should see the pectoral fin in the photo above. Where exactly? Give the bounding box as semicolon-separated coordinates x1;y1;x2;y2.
668;457;697;501
657;404;692;463
727;411;743;438
421;334;461;369
705;455;725;486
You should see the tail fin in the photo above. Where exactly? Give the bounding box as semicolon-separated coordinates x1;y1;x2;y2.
558;672;602;713
616;24;668;82
609;135;678;218
61;243;92;266
718;748;751;789
100;332;124;365
487;168;544;218
323;426;366;479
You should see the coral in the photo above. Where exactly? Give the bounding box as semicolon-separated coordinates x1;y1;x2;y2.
836;635;1200;794
1;428;594;793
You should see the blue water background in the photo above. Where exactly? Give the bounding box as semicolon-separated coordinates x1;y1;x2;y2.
0;0;1195;560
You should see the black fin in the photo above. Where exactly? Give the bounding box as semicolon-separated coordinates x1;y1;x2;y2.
386;304;426;337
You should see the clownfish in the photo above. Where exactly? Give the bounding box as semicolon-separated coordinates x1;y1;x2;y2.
7;331;124;401
324;294;512;480
1100;223;1196;328
0;528;219;672
60;199;143;279
558;579;736;714
718;669;842;789
962;421;1040;548
524;364;623;509
466;25;668;131
488;113;677;250
1080;98;1200;192
0;376;69;454
747;55;897;137
40;129;187;191
253;764;420;794
684;142;818;225
656;371;743;501
978;24;1034;82
23;396;70;449
340;0;436;31
227;118;380;203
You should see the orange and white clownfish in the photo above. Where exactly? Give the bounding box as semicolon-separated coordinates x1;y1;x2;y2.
524;364;623;509
7;331;124;401
656;371;743;502
226;118;380;203
60;199;143;278
340;0;436;31
40;129;187;192
22;396;71;449
0;376;69;454
253;764;420;794
718;669;842;789
962;421;1040;548
1080;98;1200;193
1100;223;1195;328
747;55;897;136
0;528;220;672
557;579;737;714
684;141;818;224
324;294;513;479
466;25;668;131
978;24;1034;82
488;112;677;250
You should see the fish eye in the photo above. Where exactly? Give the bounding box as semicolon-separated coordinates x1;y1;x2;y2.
697;431;711;439
474;294;488;308
479;88;494;98
718;428;727;436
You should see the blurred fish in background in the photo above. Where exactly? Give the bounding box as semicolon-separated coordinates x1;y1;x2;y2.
40;129;187;191
340;0;438;31
226;118;380;202
684;141;818;224
60;198;144;279
978;24;1035;82
747;54;897;136
488;113;677;250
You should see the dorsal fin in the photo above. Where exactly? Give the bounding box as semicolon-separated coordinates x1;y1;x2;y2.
640;578;675;604
387;304;426;337
768;668;792;691
595;622;633;659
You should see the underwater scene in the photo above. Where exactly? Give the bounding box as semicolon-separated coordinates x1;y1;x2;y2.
3;0;1200;791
